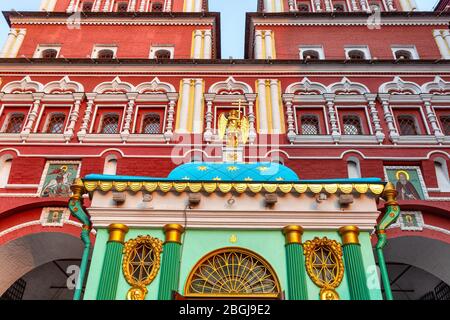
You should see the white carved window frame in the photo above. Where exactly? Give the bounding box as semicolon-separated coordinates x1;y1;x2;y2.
33;44;62;58
149;45;175;59
91;44;118;59
132;104;167;134
344;45;372;60
391;45;420;60
299;45;325;60
34;104;72;134
390;105;431;136
0;104;32;135
89;104;127;134
40;207;71;227
293;105;329;135
335;105;374;135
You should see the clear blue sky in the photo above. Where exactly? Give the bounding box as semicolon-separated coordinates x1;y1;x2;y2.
0;0;437;59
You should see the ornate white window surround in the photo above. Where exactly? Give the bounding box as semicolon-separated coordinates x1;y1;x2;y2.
149;45;175;59
91;44;118;59
33;44;62;58
299;45;325;60
391;45;420;60
344;45;372;60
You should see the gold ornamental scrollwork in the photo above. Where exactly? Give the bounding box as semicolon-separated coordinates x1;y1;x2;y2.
122;235;163;300
303;237;344;300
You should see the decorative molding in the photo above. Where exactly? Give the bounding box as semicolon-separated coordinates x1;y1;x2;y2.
135;77;176;94
285;77;327;95
1;76;44;94
208;76;253;94
327;77;370;95
43;76;84;94
422;76;450;95
93;76;134;94
379;76;422;95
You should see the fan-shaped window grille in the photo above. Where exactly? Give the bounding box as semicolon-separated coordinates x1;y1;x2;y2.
100;113;119;134
185;248;281;298
45;113;66;134
5;113;25;133
440;116;450;135
300;115;320;135
398;115;419;135
343;115;363;135
142;113;161;134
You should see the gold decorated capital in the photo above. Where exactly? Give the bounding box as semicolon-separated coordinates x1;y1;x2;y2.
163;224;185;244
338;226;360;245
108;223;129;243
282;225;304;244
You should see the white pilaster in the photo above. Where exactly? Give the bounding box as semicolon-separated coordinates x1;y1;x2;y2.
192;79;203;133
164;93;179;142
40;0;50;11
93;0;102;12
350;0;358;11
103;0;111;12
379;96;400;144
270;80;281;133
283;94;296;143
264;0;273;12
165;0;172;12
434;30;450;60
442;30;450;55
46;0;58;11
274;0;282;12
264;31;274;59
0;29;18;58
177;79;192;133
193;30;203;59
21;93;44;142
121;93;138;142
324;94;340;143
366;94;385;144
129;0;137;11
77;93;96;142
64;94;84;142
203;94;215;142
254;30;264;59
194;0;202;12
422;95;445;143
9;29;26;58
203;30;212;59
185;0;193;12
257;80;268;134
245;93;257;144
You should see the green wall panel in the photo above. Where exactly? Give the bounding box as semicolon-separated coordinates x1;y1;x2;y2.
83;228;108;300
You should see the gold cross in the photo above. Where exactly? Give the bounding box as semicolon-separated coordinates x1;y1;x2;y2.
231;99;249;115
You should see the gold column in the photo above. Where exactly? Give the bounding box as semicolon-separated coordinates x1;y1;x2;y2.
338;226;360;245
282;225;303;244
108;223;129;243
163;224;185;244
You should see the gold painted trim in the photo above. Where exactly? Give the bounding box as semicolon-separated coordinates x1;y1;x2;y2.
163;223;185;244
338;226;360;245
108;223;129;243
82;180;386;196
282;225;303;244
184;247;281;298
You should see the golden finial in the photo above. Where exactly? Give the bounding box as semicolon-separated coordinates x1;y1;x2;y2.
382;182;398;207
70;178;85;201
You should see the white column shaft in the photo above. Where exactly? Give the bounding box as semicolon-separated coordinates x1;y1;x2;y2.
194;0;202;12
257;80;268;133
203;30;212;59
264;0;273;12
264;31;273;59
9;29;26;58
442;30;450;54
274;0;282;12
178;80;191;132
434;30;450;59
0;29;17;58
254;31;263;59
40;0;50;11
192;80;203;133
193;31;203;59
270;80;281;133
185;0;193;12
46;0;57;11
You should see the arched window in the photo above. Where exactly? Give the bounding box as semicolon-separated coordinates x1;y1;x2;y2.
347;50;366;60
300;115;319;135
4;113;25;133
395;50;413;60
297;3;310;12
347;158;361;179
45;113;66;134
302;50;320;60
397;115;419;135
0;155;13;188
343;115;363;135
434;159;450;192
154;49;171;59
101;113;120;134
185;248;281;298
97;49;114;59
151;2;164;12
103;155;118;175
142;113;161;134
440;116;450;135
81;1;94;11
41;49;58;59
116;2;129;12
333;3;346;12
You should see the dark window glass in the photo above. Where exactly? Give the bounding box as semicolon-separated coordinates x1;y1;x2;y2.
46;113;66;134
101;113;120;134
398;115;419;135
440;116;450;135
117;2;128;12
333;4;346;12
154;49;171;59
348;50;365;60
297;3;310;12
142;113;161;134
5;113;25;133
300;115;319;135
97;49;114;59
82;1;94;11
343;115;363;135
151;2;163;12
395;50;413;60
302;50;320;60
41;49;58;59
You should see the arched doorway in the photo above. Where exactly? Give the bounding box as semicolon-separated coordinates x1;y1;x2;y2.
183;247;282;299
0;232;87;300
381;236;450;300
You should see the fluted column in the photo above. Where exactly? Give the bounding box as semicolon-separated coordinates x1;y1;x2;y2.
0;29;18;58
338;226;370;300
254;30;264;59
283;94;296;143
97;224;129;300
164;93;178;142
158;224;185;300
9;29;26;58
282;226;308;300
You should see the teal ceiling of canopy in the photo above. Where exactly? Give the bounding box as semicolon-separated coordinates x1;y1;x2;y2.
167;162;300;182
